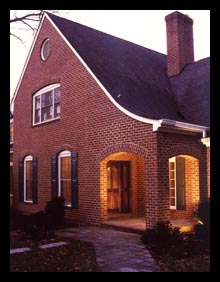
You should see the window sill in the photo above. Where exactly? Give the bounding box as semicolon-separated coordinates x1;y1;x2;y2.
65;205;78;210
32;117;61;127
24;201;34;204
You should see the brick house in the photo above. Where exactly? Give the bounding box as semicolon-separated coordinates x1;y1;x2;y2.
11;11;210;229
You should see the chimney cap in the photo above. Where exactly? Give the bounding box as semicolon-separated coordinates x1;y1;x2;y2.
165;11;193;25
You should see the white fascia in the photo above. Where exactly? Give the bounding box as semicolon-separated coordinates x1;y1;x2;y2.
153;119;210;137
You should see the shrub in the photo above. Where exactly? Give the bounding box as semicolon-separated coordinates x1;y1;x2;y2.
45;196;65;229
194;198;210;243
11;197;65;240
194;224;209;241
197;198;210;228
142;221;183;251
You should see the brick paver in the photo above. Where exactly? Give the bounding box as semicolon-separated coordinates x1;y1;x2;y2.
56;226;161;272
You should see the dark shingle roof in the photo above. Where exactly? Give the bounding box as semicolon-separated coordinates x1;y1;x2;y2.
170;58;210;127
47;13;209;126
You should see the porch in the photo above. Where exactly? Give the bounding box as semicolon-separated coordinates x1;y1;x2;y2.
102;217;196;233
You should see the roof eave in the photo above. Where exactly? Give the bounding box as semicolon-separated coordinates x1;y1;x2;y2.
153;118;210;137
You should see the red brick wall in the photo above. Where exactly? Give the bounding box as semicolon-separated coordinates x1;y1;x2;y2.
13;17;208;229
13;17;155;223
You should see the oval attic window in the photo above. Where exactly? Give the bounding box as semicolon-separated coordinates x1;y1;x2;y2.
41;38;51;61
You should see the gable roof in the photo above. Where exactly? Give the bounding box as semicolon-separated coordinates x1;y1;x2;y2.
47;13;184;122
12;12;210;129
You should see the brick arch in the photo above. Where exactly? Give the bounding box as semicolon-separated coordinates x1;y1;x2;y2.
31;79;61;95
164;144;204;161
19;150;36;159
52;144;75;155
98;143;148;162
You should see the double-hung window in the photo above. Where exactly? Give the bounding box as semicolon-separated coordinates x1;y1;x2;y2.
169;157;186;210
33;84;60;125
58;151;72;207
18;156;38;204
24;156;33;202
51;151;78;208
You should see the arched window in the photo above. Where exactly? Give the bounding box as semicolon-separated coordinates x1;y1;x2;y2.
33;84;61;125
51;151;78;208
58;151;72;207
18;155;38;204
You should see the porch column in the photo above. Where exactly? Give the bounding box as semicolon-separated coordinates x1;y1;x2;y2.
145;155;169;229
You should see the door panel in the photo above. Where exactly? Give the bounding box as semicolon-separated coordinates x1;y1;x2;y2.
107;161;130;213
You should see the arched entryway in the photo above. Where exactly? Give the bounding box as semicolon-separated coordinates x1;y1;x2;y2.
100;152;146;222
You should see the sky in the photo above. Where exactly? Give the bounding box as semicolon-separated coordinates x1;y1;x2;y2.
10;10;210;102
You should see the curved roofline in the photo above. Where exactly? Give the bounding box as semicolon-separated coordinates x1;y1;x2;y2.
11;12;158;125
11;12;210;138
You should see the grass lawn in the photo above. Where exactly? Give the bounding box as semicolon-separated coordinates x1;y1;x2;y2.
10;232;100;272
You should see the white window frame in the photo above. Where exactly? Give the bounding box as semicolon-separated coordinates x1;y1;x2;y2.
169;157;177;210
58;150;72;207
41;38;51;61
32;83;61;126
24;155;33;203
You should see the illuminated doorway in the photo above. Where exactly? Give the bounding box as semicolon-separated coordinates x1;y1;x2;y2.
107;161;131;213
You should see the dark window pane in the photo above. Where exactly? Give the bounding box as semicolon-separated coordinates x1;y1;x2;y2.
35;96;41;110
54;88;60;103
35;109;40;123
54;103;60;118
42;40;50;60
41;106;52;121
41;91;52;107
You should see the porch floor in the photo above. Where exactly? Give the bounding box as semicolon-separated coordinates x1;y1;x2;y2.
103;217;196;232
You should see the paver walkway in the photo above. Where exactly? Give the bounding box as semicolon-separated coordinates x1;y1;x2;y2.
56;226;161;272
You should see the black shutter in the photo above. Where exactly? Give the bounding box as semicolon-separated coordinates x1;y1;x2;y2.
71;152;78;208
51;154;58;200
18;159;24;202
33;157;38;204
176;157;186;210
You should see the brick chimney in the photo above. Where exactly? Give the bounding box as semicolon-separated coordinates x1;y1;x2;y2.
165;11;194;77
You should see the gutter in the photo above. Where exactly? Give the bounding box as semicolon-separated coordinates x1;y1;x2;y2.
153;119;210;138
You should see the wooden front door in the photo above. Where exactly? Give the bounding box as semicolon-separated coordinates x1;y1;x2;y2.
107;161;131;213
